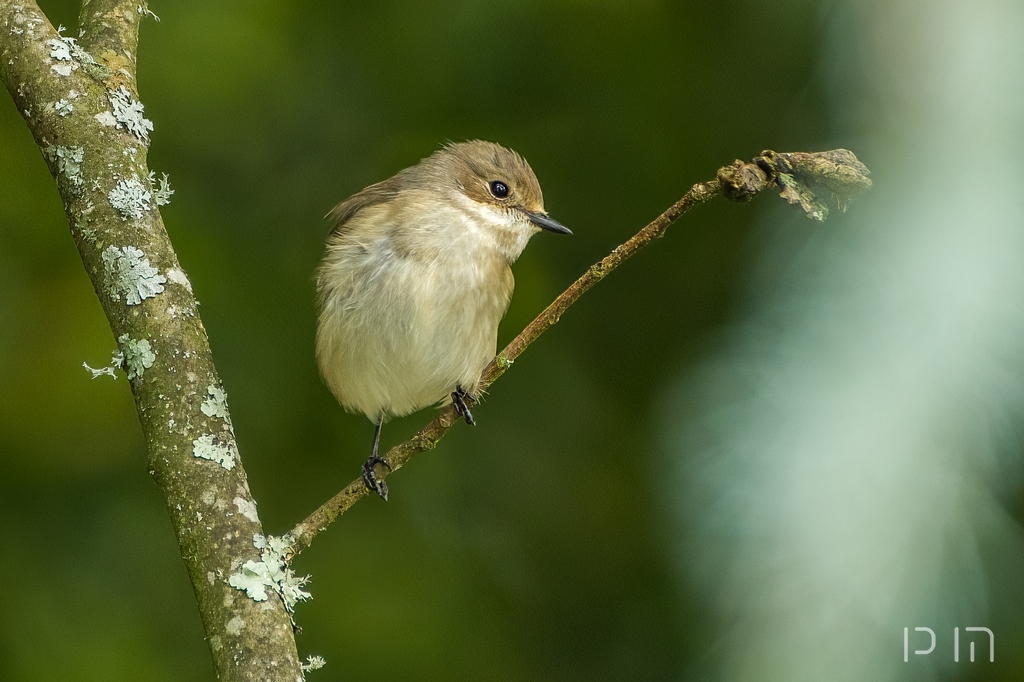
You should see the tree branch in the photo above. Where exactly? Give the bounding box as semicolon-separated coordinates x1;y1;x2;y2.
79;0;142;60
286;149;872;556
0;2;303;679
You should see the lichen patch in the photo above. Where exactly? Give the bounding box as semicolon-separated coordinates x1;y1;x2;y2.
101;246;166;304
227;534;311;614
201;384;231;422
151;171;174;206
47;37;72;62
107;85;153;141
47;30;104;78
118;334;155;380
107;175;151;220
138;5;161;22
192;434;238;470
44;145;84;189
83;344;124;380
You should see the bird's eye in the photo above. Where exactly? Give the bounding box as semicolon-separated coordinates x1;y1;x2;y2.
489;180;509;199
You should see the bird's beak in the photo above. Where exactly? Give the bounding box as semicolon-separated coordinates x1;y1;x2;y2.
525;210;572;235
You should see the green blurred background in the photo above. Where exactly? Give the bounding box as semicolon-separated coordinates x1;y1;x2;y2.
3;1;1023;680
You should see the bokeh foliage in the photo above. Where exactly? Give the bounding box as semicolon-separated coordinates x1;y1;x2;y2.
1;1;977;680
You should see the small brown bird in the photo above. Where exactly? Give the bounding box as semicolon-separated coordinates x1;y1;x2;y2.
316;141;570;500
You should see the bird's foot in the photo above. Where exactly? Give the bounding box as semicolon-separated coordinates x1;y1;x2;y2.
362;454;392;501
452;387;476;426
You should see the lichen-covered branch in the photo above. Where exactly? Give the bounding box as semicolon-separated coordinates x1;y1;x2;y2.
287;149;872;555
0;2;303;679
78;0;142;71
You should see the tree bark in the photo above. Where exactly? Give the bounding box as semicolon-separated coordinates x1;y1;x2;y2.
0;2;303;679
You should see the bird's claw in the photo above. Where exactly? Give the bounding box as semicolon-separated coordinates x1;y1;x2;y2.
451;387;476;426
362;455;392;501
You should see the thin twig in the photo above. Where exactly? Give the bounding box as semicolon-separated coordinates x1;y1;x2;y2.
288;147;872;552
288;148;872;552
286;147;872;556
286;180;719;554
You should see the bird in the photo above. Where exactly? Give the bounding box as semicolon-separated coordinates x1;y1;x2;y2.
315;140;571;500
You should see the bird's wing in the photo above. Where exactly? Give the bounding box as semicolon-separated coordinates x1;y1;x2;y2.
326;174;407;236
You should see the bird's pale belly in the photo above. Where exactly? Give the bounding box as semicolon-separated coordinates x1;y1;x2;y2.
316;252;509;420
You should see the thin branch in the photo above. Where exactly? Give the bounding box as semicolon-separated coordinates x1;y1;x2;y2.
286;149;872;556
0;2;303;679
